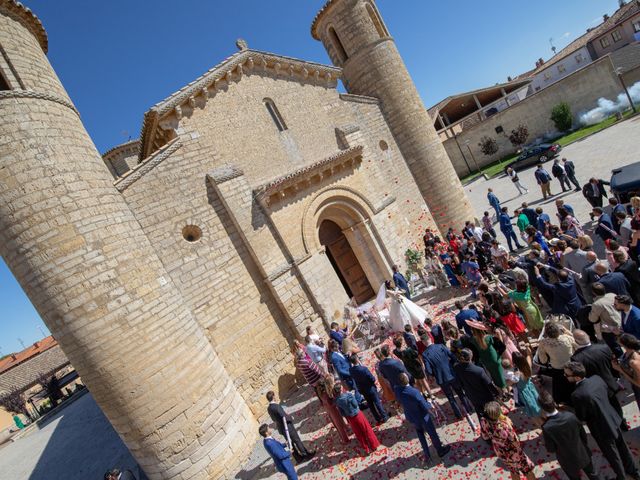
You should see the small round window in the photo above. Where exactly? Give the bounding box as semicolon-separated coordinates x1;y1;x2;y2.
379;140;389;151
182;225;202;243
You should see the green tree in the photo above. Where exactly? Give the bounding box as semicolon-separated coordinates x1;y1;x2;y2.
551;102;573;132
478;136;499;156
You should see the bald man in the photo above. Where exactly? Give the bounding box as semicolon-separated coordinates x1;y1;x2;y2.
594;262;631;297
580;252;601;303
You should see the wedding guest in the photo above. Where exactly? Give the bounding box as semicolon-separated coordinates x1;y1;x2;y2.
480;401;537;480
334;383;380;455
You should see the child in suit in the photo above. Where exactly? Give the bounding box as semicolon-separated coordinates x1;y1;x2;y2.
260;424;298;480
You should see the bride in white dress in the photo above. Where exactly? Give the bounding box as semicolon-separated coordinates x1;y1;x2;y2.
374;281;429;332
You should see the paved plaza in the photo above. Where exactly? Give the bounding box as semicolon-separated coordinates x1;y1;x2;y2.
0;392;142;480
467;115;640;229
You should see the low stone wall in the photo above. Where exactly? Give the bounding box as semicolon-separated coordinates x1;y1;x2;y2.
444;56;624;176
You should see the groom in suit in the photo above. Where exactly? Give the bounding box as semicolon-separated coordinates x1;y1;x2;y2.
539;390;599;480
266;391;315;462
260;424;298;480
392;264;411;299
566;361;640;480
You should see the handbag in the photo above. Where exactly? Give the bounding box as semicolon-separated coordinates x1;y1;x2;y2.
511;174;519;183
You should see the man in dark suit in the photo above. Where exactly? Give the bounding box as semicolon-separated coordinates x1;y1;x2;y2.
378;344;411;388
614;252;640;306
520;202;538;226
328;340;364;404
562;157;581;191
349;354;388;424
421;335;473;419
259;424;298;480
615;295;640;340
266;391;314;461
594;262;631;297
394;373;451;464
593;207;616;242
534;265;583;319
571;330;628;429
581;251;601;303
453;348;498;420
583;177;609;208
538;391;599;480
392;264;411;299
565;361;640;480
329;322;347;347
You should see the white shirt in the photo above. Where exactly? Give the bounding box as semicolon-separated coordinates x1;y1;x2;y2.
472;226;484;242
490;244;508;258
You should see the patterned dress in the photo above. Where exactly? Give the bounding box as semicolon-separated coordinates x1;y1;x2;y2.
481;415;535;475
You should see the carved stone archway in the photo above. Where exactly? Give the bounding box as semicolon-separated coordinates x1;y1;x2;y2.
303;188;392;302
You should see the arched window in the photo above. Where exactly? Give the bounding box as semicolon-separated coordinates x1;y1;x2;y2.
366;3;389;38
264;98;287;132
328;27;348;64
0;72;9;90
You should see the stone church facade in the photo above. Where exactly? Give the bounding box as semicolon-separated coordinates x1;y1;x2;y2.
0;0;472;478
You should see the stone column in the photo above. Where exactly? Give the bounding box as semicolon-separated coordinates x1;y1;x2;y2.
0;2;255;478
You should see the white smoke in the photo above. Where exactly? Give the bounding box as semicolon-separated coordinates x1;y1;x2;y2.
579;81;640;126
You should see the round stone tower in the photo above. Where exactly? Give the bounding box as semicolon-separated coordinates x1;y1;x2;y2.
312;0;475;233
0;1;255;479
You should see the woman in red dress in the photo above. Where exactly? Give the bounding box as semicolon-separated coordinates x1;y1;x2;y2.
334;384;380;455
317;374;350;444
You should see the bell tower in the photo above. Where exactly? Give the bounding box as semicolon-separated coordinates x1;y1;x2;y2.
0;1;254;478
312;0;476;233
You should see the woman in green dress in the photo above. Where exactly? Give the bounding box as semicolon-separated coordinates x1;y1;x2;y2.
470;323;506;389
502;279;543;337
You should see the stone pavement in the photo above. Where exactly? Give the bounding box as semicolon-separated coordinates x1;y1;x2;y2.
236;289;640;480
466;115;640;231
0;392;143;480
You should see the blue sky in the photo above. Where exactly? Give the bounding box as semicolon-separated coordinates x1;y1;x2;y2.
1;0;621;354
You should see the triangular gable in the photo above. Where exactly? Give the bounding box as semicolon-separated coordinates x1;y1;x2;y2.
138;49;342;160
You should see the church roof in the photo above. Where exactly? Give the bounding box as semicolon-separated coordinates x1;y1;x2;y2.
311;0;341;40
1;0;48;53
138;49;341;160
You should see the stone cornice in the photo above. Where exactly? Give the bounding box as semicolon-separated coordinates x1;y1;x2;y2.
139;49;342;161
206;165;245;185
101;139;140;162
114;139;181;192
254;145;363;206
0;89;77;115
0;1;48;53
339;93;380;105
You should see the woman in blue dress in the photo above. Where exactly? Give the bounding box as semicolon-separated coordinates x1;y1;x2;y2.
511;346;540;418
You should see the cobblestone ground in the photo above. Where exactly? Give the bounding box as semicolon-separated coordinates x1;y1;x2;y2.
237;290;640;480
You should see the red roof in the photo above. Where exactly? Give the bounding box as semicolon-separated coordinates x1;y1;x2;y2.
0;336;58;374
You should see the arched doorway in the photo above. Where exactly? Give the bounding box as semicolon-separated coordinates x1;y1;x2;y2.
319;219;375;304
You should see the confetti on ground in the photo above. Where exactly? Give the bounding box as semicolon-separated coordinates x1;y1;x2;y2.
238;288;640;479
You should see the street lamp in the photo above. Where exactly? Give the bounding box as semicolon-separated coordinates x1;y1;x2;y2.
616;67;637;114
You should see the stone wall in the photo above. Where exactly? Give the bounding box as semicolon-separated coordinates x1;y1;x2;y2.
119;66;437;414
444;56;625;176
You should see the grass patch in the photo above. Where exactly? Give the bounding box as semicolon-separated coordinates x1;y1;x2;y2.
461;110;635;183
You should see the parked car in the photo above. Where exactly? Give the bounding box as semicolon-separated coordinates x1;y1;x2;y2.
610;160;640;204
505;143;562;172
